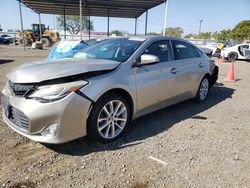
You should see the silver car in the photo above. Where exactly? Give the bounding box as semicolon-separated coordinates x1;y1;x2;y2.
1;36;218;143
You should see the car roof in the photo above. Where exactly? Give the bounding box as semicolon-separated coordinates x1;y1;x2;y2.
106;36;192;43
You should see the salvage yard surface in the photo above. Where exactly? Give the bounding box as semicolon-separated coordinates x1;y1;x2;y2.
0;45;250;188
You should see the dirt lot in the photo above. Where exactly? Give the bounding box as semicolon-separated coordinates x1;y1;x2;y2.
0;45;250;188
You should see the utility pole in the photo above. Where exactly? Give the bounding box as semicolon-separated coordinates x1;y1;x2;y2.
199;19;203;35
145;10;148;35
79;0;83;40
163;0;169;36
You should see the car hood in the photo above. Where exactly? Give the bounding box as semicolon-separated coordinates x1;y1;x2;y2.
7;58;120;83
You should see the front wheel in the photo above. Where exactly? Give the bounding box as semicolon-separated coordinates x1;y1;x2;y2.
87;93;131;143
194;77;210;103
41;37;52;47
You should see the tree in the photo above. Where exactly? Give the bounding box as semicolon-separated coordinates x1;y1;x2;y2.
197;32;212;39
231;20;250;41
57;15;94;34
110;30;123;36
163;27;184;37
211;31;219;39
147;32;160;36
184;33;196;39
216;29;232;41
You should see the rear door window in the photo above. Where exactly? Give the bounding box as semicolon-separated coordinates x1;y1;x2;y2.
172;40;200;60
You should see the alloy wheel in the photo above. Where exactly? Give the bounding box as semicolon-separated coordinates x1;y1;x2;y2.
199;78;209;101
97;100;127;139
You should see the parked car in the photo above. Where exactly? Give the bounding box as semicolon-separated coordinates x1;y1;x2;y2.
1;36;218;144
199;46;213;57
0;36;10;44
0;34;16;43
213;42;233;58
202;43;218;55
222;43;250;61
200;42;232;58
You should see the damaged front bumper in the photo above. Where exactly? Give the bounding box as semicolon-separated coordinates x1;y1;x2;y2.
1;87;92;144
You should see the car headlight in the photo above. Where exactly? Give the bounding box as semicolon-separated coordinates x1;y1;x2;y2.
29;80;88;102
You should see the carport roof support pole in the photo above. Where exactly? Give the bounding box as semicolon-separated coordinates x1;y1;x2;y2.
135;18;137;36
18;1;25;51
63;5;66;39
107;9;110;37
163;0;169;36
38;13;42;41
79;0;83;40
145;10;148;36
88;15;91;39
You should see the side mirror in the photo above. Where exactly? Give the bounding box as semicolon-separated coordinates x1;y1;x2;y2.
137;54;159;66
206;52;213;58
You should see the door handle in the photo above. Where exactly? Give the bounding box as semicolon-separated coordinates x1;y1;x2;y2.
199;62;204;68
170;68;178;74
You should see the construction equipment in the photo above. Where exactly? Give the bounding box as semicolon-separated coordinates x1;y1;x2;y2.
18;24;60;47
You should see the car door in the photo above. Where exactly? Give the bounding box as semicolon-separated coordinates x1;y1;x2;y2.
240;44;250;59
171;40;203;99
134;40;179;115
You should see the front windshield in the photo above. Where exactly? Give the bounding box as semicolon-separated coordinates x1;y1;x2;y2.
73;38;144;62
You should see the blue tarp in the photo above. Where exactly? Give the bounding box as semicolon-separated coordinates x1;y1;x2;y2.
47;40;89;59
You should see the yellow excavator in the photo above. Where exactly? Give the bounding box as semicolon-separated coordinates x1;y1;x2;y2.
18;24;60;47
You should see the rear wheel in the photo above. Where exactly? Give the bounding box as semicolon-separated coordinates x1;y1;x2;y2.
87;93;131;143
195;76;210;103
228;52;238;61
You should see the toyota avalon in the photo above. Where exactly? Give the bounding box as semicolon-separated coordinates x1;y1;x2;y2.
1;36;218;143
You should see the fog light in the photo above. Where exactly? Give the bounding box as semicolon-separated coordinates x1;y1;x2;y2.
41;123;58;137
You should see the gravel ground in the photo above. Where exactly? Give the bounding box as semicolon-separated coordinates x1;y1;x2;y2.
0;45;250;188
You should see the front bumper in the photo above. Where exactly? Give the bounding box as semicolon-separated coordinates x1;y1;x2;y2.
1;88;92;144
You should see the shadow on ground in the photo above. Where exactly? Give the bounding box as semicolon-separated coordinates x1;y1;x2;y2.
0;59;14;65
44;84;235;156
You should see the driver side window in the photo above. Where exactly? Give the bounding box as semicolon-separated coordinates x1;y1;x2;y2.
143;40;172;62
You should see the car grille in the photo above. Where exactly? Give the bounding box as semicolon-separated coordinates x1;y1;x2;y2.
8;81;35;96
1;95;30;131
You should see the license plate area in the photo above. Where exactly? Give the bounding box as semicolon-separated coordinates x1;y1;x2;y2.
1;95;30;130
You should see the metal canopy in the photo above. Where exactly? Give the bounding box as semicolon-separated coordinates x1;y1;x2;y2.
20;0;165;18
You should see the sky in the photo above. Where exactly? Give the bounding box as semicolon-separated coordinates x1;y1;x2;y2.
0;0;249;35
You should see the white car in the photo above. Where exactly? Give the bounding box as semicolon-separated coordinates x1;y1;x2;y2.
222;43;250;61
202;43;218;55
199;47;213;57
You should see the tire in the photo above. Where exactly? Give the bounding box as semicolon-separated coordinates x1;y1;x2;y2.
87;93;131;143
18;38;29;46
41;37;51;47
228;52;238;61
194;76;210;103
